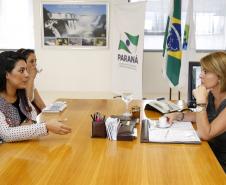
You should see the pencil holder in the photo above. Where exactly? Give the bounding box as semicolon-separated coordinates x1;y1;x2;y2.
91;120;107;138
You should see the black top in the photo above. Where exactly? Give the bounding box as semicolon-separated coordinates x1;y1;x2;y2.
207;92;226;172
12;98;27;124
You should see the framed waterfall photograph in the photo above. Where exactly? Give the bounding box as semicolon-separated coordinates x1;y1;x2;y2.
41;2;109;49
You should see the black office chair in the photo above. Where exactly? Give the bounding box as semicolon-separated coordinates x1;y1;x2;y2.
187;61;201;108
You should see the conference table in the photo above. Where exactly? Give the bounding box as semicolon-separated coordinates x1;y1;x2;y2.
0;99;225;185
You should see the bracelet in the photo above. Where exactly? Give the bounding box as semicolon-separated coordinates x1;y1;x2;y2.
44;123;49;133
196;103;207;107
177;112;184;121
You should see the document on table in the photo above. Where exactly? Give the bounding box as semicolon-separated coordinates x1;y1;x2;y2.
42;101;67;113
148;121;201;144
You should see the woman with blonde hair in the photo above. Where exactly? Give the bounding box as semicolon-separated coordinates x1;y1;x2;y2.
166;51;226;172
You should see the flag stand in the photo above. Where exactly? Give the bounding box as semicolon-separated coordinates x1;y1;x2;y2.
169;88;172;100
169;88;181;101
178;91;181;100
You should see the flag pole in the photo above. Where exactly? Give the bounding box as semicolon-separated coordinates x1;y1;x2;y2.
178;91;181;100
169;89;181;100
163;0;182;99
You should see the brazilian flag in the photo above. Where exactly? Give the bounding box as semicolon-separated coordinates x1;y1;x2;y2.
163;0;181;87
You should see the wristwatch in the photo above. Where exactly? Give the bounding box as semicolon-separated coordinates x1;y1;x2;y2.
196;103;207;112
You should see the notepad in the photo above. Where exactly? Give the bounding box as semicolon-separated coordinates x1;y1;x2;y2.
42;101;67;113
148;121;201;144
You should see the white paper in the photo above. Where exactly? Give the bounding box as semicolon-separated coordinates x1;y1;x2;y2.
42;101;67;113
148;121;201;143
105;117;121;141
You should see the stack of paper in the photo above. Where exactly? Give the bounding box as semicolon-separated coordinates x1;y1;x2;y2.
148;121;201;144
42;101;67;113
105;117;121;140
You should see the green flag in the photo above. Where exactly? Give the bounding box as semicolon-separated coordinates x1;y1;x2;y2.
163;0;182;87
118;32;139;54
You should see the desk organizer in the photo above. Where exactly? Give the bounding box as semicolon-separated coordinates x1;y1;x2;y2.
117;120;136;141
91;120;107;138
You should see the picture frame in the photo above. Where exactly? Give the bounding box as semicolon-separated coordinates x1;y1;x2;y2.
41;1;109;49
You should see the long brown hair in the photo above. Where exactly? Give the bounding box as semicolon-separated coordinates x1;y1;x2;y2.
0;51;31;112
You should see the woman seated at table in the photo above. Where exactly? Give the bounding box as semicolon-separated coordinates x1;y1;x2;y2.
166;51;226;172
0;51;71;142
17;49;45;113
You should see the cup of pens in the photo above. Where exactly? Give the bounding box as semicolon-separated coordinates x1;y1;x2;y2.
91;112;106;138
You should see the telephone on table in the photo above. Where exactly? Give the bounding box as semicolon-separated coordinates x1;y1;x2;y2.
145;99;181;114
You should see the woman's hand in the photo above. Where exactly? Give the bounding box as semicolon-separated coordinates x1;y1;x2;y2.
46;120;72;135
192;85;208;104
28;66;37;80
164;112;184;124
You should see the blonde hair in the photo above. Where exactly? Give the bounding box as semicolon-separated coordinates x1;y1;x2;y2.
200;51;226;92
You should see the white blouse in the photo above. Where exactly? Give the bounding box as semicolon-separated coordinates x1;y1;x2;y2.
0;103;48;142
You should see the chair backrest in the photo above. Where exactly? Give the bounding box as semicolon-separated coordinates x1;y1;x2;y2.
187;61;201;108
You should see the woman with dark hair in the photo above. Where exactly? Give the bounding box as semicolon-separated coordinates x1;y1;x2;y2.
0;51;71;142
17;49;45;113
166;51;226;172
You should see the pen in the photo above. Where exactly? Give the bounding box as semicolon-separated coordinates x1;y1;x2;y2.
91;114;94;121
156;97;165;101
96;117;101;122
96;112;100;121
113;95;122;98
165;129;170;139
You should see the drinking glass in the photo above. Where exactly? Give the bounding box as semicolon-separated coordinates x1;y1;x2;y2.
36;64;43;73
121;92;133;117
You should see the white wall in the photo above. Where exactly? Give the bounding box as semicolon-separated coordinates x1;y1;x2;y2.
34;0;208;100
34;0;117;93
143;52;206;99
